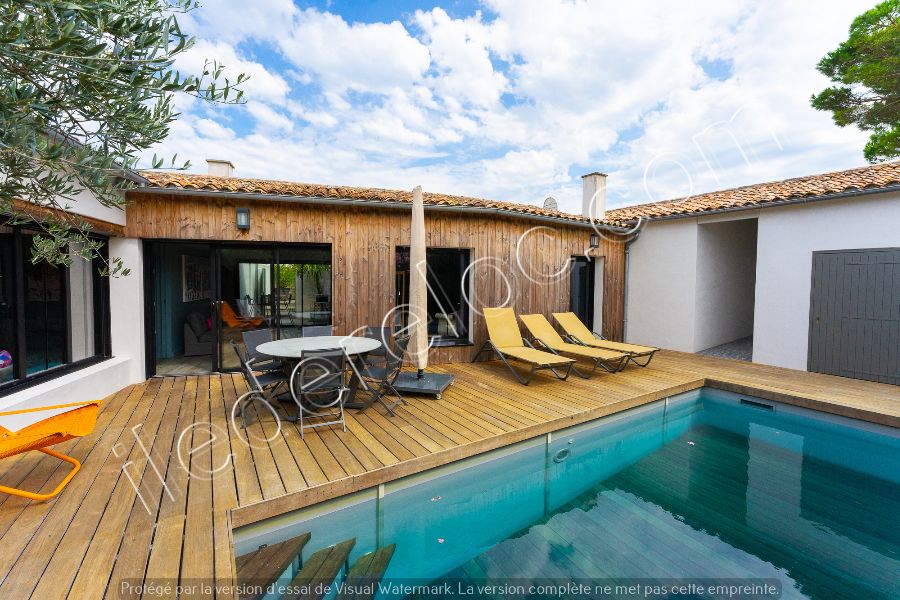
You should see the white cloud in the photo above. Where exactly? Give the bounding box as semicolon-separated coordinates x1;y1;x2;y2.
246;103;294;132
193;118;235;140
415;8;508;109
153;0;877;214
279;10;431;95
175;39;291;107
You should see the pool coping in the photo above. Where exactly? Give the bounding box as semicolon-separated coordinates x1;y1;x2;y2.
230;376;898;530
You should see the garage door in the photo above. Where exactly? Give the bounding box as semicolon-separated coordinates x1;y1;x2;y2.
808;248;900;384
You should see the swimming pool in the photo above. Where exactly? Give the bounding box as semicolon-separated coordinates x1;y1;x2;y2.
235;388;900;599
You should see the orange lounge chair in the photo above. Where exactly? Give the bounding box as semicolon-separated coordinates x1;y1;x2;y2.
0;401;101;501
220;301;265;329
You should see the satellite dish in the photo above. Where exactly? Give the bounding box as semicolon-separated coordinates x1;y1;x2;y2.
543;196;558;211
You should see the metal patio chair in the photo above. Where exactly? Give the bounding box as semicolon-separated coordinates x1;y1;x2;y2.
289;349;349;438
230;340;289;427
241;328;281;372
358;334;410;416
302;325;333;337
363;325;393;368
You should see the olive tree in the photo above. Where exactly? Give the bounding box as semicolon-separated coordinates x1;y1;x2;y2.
0;0;246;273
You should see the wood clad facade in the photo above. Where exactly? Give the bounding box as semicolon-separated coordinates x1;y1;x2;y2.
124;192;626;363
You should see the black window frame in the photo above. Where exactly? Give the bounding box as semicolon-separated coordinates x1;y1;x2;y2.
0;223;112;397
395;246;472;346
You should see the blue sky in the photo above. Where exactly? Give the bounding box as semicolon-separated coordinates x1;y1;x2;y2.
163;0;875;214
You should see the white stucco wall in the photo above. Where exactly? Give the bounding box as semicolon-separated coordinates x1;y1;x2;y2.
626;190;900;372
108;237;146;384
0;357;136;412
625;219;698;351
69;183;127;226
753;191;900;370
694;218;757;351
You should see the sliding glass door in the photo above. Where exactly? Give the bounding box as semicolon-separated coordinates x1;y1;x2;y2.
216;245;333;370
149;241;333;375
217;247;276;371
275;246;332;336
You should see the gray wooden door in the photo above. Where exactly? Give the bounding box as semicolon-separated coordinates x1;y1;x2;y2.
808;248;900;384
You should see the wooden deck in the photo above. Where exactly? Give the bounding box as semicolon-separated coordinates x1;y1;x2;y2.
0;351;896;599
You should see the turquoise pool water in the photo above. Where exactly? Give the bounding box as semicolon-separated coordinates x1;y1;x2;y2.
235;389;900;599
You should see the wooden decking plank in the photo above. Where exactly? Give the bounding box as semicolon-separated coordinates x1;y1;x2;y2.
288;538;355;600
362;407;444;454
255;412;306;494
353;410;432;458
408;377;506;437
449;363;584;419
64;376;184;599
431;384;528;431
279;428;330;488
299;430;349;482
396;400;476;445
339;417;398;469
336;544;395;600
142;376;200;584
442;377;551;426
101;375;189;596
27;376;172;599
242;403;288;500
235;532;309;600
222;375;264;506
180;375;216;598
346;412;417;461
389;408;460;449
318;426;378;474
210;374;241;599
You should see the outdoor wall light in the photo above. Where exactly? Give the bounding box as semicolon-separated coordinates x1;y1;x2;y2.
236;207;250;230
589;233;600;248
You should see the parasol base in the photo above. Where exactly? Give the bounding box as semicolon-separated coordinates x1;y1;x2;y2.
393;372;454;400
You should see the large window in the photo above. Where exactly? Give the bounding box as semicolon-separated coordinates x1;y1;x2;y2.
0;224;110;393
396;247;471;345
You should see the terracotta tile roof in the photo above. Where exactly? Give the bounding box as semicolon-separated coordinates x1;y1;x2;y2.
605;161;900;223
137;171;590;224
138;161;900;228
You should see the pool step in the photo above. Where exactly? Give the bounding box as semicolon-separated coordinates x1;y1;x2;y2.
285;538;356;600
236;532;310;600
336;544;396;600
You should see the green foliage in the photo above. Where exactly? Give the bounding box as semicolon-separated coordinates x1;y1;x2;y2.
811;0;900;162
0;1;246;273
278;263;330;293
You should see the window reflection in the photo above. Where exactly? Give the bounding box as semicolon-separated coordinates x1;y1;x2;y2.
396;247;471;344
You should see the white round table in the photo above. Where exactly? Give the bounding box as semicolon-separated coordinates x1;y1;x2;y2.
256;336;382;409
256;336;381;358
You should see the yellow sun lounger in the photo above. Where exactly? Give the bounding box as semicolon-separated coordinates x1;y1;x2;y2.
552;312;659;367
520;314;629;377
472;307;574;385
0;400;101;501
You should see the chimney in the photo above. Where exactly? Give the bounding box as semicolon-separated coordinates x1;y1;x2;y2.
206;159;235;177
581;171;607;221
